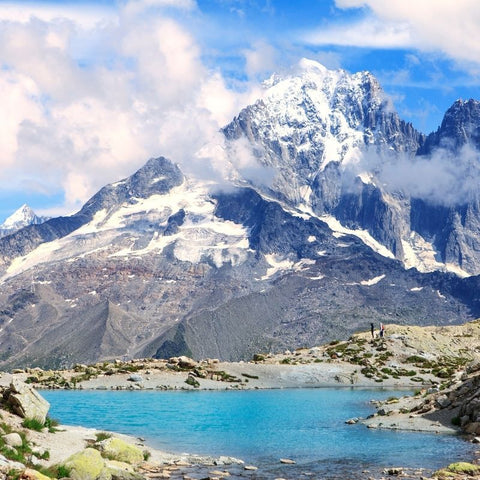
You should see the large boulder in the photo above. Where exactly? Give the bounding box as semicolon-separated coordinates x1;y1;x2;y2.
63;448;107;480
96;438;144;465
5;379;50;423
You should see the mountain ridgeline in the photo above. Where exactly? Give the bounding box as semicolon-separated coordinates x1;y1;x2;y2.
1;60;480;369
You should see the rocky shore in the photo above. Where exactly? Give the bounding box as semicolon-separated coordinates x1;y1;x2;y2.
1;321;480;479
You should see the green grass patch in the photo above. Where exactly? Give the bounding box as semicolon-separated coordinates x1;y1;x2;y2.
185;376;200;388
44;417;60;433
39;464;72;479
95;432;112;442
22;418;44;431
451;416;461;427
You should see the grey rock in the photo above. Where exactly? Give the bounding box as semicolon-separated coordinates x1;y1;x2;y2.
435;394;451;409
6;379;50;423
2;433;22;448
127;374;143;383
0;453;25;470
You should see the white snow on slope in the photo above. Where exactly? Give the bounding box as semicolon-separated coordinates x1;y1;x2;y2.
1;179;252;282
360;274;385;286
320;215;395;259
260;255;316;281
401;233;470;277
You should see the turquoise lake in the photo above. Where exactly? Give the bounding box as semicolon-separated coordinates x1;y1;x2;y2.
42;389;474;479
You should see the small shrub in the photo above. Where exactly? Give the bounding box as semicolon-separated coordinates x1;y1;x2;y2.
241;373;259;379
44;417;60;433
38;450;50;460
95;432;112;442
143;450;151;461
22;418;44;431
185;376;200;388
6;469;22;480
280;358;292;365
252;354;265;362
57;465;72;478
215;371;240;382
451;416;461;427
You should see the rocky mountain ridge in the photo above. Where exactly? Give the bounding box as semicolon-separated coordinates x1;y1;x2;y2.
0;156;480;368
1;61;480;367
224;61;480;276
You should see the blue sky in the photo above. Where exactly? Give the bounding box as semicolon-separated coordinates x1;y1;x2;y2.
0;0;479;222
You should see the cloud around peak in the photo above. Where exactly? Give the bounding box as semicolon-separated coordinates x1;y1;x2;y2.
0;0;264;216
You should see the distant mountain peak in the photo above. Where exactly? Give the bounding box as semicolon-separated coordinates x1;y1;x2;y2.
419;98;480;154
0;204;46;235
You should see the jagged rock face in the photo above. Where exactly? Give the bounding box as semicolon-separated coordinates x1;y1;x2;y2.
408;100;480;274
223;59;424;208
419;99;480;154
224;62;480;276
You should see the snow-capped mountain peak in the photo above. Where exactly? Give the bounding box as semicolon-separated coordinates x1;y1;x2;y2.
0;204;46;236
224;58;422;209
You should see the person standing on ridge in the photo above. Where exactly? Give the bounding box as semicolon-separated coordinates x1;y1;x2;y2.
370;322;375;339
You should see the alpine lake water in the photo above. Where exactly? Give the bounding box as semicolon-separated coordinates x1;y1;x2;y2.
43;388;476;479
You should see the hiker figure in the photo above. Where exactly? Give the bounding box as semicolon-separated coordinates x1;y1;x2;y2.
379;323;385;338
370;322;375;339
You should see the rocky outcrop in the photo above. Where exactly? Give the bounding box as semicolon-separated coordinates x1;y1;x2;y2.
63;448;107;480
419;99;480;154
3;379;50;423
62;438;148;480
96;438;145;465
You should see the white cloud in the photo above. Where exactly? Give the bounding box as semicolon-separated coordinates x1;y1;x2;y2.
345;143;480;206
0;3;113;27
123;0;196;17
243;40;277;78
0;0;261;215
306;0;480;67
304;18;412;49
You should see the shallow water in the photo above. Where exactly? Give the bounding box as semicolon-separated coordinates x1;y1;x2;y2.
43;388;475;478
